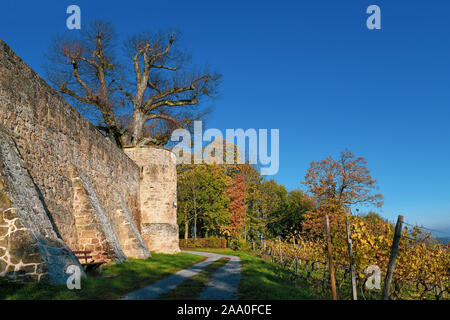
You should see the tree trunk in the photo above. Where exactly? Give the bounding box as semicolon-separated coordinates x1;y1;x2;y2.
131;109;146;146
194;212;197;239
193;188;198;239
100;108;123;147
96;57;124;148
184;219;189;239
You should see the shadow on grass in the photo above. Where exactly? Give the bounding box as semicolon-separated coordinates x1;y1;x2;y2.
184;248;319;300
159;258;230;300
0;253;203;300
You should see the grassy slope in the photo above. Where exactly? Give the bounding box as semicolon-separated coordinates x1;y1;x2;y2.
0;253;203;300
184;248;319;300
159;257;230;300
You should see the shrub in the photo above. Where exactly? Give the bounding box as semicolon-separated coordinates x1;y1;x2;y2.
180;237;227;249
230;238;250;251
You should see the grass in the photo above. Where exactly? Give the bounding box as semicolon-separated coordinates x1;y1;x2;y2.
184;248;320;300
0;252;204;300
159;257;230;300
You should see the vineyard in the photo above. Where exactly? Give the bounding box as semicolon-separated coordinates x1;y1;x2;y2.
253;214;450;300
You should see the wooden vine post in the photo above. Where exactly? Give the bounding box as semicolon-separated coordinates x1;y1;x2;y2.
294;238;298;275
324;214;337;300
278;236;283;264
346;218;358;300
382;215;404;300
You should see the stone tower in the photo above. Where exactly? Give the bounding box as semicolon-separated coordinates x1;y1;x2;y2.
124;147;180;254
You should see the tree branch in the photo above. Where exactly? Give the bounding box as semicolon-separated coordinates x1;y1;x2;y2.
145;97;199;112
59;83;92;104
151;64;177;71
143;74;212;112
119;87;135;102
71;60;93;99
152;34;175;62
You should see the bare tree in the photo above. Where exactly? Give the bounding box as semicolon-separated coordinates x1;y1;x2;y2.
46;21;220;147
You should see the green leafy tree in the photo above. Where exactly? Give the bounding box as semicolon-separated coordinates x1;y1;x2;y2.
277;189;315;237
260;179;288;238
177;163;231;238
236;164;262;241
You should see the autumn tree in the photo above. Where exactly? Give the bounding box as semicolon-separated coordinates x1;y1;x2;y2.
225;175;247;239
359;211;388;224
237;164;263;241
46;20;220;148
301;150;383;238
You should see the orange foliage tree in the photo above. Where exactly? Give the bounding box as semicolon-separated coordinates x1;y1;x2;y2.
301;150;384;238
226;174;247;238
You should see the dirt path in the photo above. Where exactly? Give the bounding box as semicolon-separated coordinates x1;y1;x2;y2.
121;251;241;300
194;252;241;300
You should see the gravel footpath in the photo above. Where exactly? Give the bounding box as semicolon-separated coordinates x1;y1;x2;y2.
196;253;241;300
121;251;241;300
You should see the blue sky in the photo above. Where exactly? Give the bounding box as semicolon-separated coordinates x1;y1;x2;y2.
1;0;449;232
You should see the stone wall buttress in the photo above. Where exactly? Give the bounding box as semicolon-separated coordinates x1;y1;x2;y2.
0;129;84;284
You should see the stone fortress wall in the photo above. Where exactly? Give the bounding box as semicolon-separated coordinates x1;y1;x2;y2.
0;39;179;284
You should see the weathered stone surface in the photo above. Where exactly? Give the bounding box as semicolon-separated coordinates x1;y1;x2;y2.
125;148;180;254
141;223;180;254
0;130;83;284
70;167;127;263
115;191;151;259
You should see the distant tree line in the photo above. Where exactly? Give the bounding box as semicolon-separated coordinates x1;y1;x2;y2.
177;149;384;245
